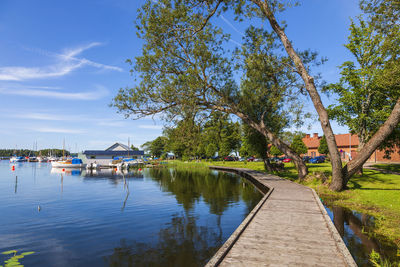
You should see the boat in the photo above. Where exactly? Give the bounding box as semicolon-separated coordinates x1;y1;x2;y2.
10;156;26;163
28;157;38;162
51;158;86;168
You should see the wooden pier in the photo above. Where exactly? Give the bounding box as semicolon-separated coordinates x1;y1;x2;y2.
206;166;357;267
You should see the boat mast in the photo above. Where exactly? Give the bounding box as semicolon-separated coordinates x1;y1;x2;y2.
128;137;130;158
63;138;65;160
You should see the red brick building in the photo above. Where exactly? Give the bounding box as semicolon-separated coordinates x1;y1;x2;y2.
302;133;400;163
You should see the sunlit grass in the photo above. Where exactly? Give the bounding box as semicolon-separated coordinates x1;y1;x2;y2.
372;163;400;173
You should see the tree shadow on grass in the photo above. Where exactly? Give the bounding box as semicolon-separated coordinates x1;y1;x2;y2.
350;180;400;191
351;171;397;186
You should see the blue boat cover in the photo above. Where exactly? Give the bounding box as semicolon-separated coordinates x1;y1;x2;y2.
71;158;82;164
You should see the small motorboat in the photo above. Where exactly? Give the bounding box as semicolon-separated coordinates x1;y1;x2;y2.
52;158;86;168
10;156;26;163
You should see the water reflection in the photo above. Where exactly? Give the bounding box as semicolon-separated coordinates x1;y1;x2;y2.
147;168;262;215
104;213;222;267
326;204;399;266
0;162;263;266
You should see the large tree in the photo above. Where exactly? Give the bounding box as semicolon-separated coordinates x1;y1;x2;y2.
326;17;400;152
113;3;311;179
114;0;400;191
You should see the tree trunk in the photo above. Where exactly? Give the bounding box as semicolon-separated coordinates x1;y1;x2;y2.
231;109;308;180
345;97;400;179
263;158;273;172
253;0;344;189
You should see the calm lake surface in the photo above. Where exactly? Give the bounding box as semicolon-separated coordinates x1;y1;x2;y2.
0;162;263;266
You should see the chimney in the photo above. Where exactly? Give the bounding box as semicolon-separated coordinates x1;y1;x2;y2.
305;134;310;138
313;133;318;138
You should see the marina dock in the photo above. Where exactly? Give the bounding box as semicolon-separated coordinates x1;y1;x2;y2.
207;166;357;266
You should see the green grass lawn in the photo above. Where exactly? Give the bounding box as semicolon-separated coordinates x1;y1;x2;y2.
193;160;400;248
372;163;400;173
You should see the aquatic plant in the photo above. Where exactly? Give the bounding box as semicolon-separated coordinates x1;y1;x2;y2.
1;250;35;267
369;250;400;267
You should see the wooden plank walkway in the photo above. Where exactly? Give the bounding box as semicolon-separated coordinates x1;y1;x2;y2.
206;166;357;267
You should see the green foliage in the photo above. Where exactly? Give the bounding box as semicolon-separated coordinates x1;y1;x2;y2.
205;143;217;158
241;124;269;159
369;249;399;267
269;145;282;156
111;0;315;175
290;135;307;155
318;135;329;155
143;137;168;158
164;112;241;159
1;250;35;267
0;149;68;157
326;14;400;149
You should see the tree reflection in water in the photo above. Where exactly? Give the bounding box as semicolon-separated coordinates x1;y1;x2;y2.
104;167;263;267
104;213;221;267
329;205;399;266
147;168;262;215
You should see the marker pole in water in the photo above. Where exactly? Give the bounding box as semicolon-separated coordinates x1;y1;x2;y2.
15;176;17;194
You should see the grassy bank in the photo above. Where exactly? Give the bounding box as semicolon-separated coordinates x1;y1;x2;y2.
191;160;400;249
372;163;400;173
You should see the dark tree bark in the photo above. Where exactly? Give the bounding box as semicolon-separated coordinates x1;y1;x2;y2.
253;0;344;188
252;0;400;191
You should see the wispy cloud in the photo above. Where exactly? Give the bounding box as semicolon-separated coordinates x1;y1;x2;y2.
228;39;242;46
0;85;108;100
220;15;245;37
97;121;127;127
32;127;85;134
138;125;163;130
0;42;122;81
13;113;71;121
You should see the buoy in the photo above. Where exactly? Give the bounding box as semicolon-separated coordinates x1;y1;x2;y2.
138;168;142;171
62;168;65;172
11;165;15;171
114;168;117;171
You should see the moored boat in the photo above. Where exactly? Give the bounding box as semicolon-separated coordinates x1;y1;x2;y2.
52;158;86;168
10;156;26;163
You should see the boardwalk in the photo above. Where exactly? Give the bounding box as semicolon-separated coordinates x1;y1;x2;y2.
206;166;356;267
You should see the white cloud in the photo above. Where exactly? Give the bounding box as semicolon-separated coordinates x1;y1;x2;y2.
0;85;108;100
0;42;122;81
13;113;70;121
138;125;163;130
97;120;127;127
32;127;85;134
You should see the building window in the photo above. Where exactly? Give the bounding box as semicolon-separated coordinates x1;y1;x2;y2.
90;156;96;159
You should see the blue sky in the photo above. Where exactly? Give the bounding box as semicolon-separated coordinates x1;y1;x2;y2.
0;0;360;151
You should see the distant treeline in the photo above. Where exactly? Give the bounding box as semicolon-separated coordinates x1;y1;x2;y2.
0;149;70;157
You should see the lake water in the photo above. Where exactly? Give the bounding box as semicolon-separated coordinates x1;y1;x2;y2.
324;203;400;266
0;162;263;266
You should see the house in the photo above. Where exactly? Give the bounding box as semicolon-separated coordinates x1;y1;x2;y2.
302;133;400;163
79;143;144;165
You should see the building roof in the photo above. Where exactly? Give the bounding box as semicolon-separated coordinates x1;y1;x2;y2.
83;150;144;156
335;134;359;147
105;142;131;151
302;136;321;149
303;133;359;149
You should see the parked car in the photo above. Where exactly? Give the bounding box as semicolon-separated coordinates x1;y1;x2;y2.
224;156;236;161
239;157;246;162
253;158;262;162
302;156;312;162
270;157;281;162
310;156;325;163
247;157;255;162
283;158;292;163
